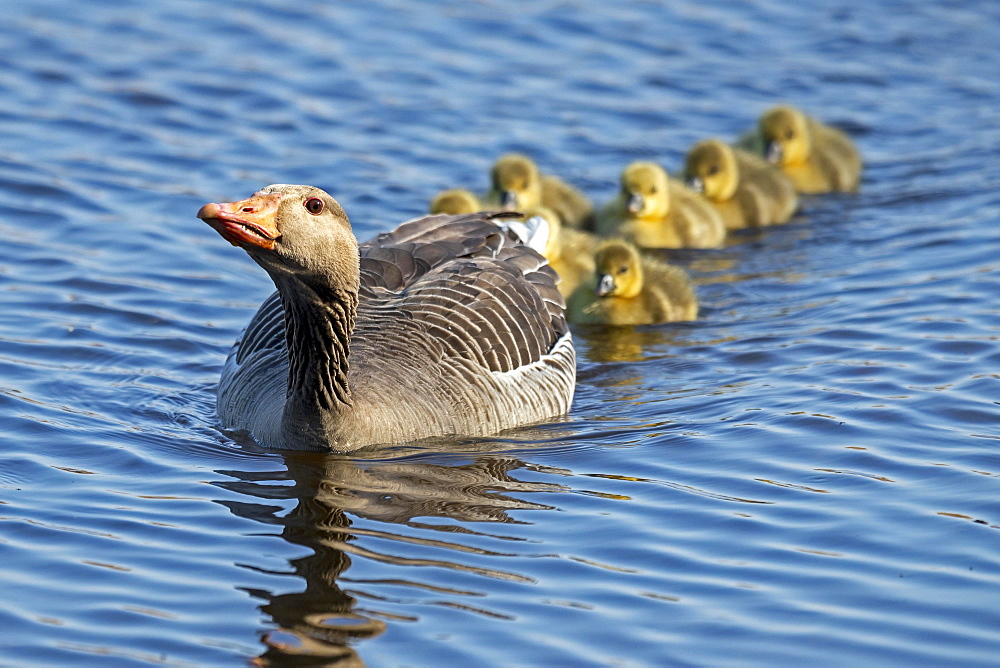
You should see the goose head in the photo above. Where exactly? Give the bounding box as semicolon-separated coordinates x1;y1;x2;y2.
683;139;739;202
488;153;543;211
619;161;670;220
198;184;359;290
429;188;480;215
758;105;811;166
593;241;643;299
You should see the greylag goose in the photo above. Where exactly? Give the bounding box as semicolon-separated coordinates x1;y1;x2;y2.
595;161;726;249
198;184;576;452
738;105;862;193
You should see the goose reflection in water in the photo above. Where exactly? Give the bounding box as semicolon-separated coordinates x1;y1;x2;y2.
213;440;570;663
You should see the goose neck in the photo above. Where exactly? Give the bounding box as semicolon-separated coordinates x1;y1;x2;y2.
277;280;358;438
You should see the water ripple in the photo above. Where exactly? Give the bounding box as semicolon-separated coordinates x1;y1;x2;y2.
1;0;999;664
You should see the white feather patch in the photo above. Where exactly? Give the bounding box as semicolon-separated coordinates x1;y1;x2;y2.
501;215;550;257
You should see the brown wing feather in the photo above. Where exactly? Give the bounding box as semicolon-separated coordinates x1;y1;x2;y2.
360;212;522;291
363;212;565;374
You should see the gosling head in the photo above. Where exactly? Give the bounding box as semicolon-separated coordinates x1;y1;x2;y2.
489;153;542;211
197;184;359;289
593;241;644;299
758;105;811;166
619;161;671;220
683;139;739;202
430;188;480;215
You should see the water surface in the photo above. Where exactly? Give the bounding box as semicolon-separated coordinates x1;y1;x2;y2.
2;0;999;664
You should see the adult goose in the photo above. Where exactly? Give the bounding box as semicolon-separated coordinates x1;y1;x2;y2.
198;184;576;452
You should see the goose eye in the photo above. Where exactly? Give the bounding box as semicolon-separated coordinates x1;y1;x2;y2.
618;265;629;274
707;165;719;176
304;197;325;215
785;129;794;139
649;187;657;194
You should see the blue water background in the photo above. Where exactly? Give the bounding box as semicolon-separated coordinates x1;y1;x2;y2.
1;0;999;664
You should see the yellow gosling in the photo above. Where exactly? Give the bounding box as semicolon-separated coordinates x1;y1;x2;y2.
595;161;726;249
523;205;597;299
484;153;593;229
683;139;798;231
429;188;482;215
741;105;862;193
567;240;698;325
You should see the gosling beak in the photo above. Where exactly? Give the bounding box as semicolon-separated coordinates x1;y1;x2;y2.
500;190;519;210
686;176;704;194
197;192;283;250
595;273;615;297
766;141;783;164
626;193;644;214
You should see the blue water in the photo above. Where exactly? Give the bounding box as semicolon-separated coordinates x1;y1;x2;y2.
2;0;999;664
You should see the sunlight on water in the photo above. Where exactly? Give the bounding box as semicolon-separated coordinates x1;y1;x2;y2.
1;0;998;664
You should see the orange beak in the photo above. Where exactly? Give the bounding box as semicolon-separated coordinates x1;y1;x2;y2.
197;192;282;250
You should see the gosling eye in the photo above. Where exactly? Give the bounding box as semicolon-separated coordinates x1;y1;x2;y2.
617;265;629;275
785;129;794;139
649;186;657;194
304;197;325;215
707;165;720;176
